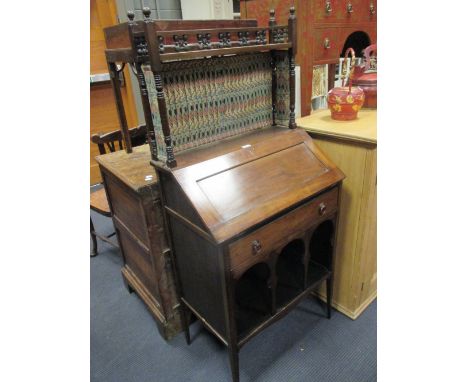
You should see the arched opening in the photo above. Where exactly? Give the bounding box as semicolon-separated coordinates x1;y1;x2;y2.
235;262;271;337
341;31;371;58
276;239;306;308
308;220;335;285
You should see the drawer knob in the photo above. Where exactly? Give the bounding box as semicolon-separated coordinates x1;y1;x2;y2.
318;202;327;216
323;38;331;49
347;2;353;13
369;2;375;15
325;0;332;14
252;240;262;255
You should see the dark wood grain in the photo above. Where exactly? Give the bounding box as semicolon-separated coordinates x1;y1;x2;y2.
104;19;259;50
229;188;338;277
170;128;344;244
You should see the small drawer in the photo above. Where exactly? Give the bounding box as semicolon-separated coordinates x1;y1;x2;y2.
313;29;341;64
229;187;339;275
313;0;346;23
353;0;377;22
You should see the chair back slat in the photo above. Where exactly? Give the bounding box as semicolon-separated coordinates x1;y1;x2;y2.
91;125;148;155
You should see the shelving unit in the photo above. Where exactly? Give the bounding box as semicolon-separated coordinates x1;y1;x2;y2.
234;218;336;345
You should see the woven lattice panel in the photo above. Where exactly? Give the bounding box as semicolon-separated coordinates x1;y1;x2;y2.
143;51;290;160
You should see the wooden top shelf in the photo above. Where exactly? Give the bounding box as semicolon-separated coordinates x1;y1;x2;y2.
296;109;377;145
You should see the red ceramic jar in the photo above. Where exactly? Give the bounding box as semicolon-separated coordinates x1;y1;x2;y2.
350;44;377;108
327;48;365;121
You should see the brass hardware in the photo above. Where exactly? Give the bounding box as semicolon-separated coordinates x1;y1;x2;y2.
369;2;375;15
347;2;353;13
323;38;331;49
252;240;262;255
318;202;327;216
325;0;332;14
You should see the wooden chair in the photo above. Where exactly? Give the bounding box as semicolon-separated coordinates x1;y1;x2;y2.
90;125;147;257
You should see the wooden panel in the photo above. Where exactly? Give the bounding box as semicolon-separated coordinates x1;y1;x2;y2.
311;138;368;316
103;170;149;247
95;144;156;192
116;224;160;301
169;216;227;339
197;143;328;222
229;187;338;276
171;128;344;244
297;109;376;318
355;147;377;308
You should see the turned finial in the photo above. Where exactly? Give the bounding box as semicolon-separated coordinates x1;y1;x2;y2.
127;10;135;22
289;6;296;17
269;9;276;26
143;7;151;19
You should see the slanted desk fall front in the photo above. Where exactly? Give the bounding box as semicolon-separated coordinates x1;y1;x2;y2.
104;7;344;382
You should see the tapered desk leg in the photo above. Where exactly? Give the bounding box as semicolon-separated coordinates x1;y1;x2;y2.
326;276;333;319
181;303;191;345
228;345;239;382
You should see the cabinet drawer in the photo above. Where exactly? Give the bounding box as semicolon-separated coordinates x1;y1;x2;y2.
313;29;342;64
229;187;339;275
353;0;377;22
313;0;346;23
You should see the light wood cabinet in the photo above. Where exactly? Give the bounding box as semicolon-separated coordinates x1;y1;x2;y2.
297;109;376;319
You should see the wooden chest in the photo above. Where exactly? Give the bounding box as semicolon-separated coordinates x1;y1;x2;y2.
95;145;183;340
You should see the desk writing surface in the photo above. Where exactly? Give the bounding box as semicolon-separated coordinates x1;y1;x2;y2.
171;128;345;243
95;144;157;192
296;109;377;145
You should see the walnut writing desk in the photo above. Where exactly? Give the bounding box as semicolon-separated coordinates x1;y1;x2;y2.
104;8;345;381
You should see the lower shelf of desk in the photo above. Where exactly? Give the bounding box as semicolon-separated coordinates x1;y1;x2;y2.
236;261;330;347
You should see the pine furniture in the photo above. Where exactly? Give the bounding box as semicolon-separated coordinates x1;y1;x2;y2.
297;109;376;319
103;8;345;381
